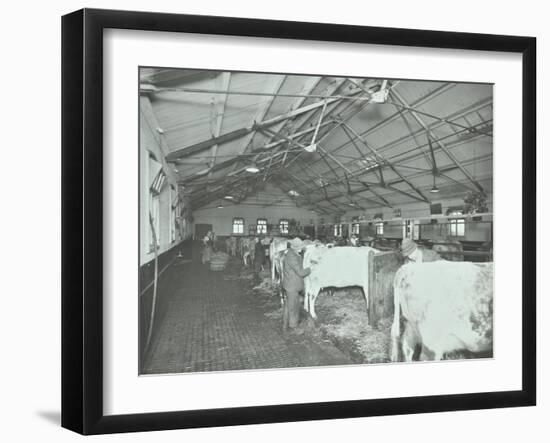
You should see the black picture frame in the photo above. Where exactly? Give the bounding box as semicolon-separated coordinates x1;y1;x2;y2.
61;8;536;435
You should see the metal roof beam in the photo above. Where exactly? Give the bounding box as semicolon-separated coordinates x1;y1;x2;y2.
390;88;486;194
234;74;288;158
206;72;231;190
297;83;458;171
343;123;430;203
166;88;364;161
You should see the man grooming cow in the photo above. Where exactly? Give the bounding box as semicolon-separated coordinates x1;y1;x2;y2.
281;238;312;332
253;236;265;282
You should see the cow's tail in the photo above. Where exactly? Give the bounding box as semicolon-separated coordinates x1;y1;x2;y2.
390;270;402;362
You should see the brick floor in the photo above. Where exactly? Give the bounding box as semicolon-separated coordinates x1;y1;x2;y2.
142;258;351;374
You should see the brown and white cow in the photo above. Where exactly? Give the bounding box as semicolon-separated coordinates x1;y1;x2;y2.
391;261;493;362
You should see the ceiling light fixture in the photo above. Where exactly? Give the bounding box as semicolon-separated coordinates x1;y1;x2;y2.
245;163;260;173
428;134;439;193
224;195;234;200
430;174;439;193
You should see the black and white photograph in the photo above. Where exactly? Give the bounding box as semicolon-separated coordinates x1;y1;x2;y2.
139;68;494;375
0;0;545;438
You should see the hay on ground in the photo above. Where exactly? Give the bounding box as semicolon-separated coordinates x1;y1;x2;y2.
315;288;392;364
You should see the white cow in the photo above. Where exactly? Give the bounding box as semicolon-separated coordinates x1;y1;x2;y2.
240;237;257;266
225;236;238;256
391;261;493;362
269;237;289;280
303;245;378;319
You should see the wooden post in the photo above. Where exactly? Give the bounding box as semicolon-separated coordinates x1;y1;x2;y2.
367;250;377;327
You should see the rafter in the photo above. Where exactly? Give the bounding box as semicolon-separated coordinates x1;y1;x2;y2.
299;83;457;172
318;144;393;208
165;90;362;161
206;72;231;190
234;74;288;157
390;88;486;194
388;99;493;137
343;123;430;203
140;96;178;186
283;78;347;136
281;79;384;169
257;76;323;144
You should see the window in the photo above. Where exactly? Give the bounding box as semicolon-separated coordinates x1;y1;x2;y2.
334;224;342;237
351;223;360;235
149;193;160;252
376;222;384;235
257;218;267;234
232;218;244;234
170;186;178;243
449;218;465;237
279;219;289;234
148;162;165;252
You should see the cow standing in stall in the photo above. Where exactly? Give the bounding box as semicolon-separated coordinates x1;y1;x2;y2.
225;236;238;257
241;237;257;266
432;240;464;261
391;261;493;362
302;245;378;319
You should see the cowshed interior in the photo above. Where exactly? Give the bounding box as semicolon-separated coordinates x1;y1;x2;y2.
139;68;493;374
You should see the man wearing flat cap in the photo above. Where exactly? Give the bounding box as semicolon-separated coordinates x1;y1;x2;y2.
282;238;311;331
400;237;441;263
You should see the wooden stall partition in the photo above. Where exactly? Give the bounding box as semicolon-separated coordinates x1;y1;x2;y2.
368;250;404;329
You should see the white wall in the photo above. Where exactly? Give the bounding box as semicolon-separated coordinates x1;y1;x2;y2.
192;184;319;236
2;1;546;443
193;205;317;236
140;96;192;265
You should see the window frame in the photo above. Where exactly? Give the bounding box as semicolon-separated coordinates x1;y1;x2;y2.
279;219;289;235
256;218;268;234
149;191;160;252
448;218;466;237
232;217;244;235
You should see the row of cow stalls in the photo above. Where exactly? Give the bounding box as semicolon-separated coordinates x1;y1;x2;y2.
312;213;493;261
138;68;494;374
